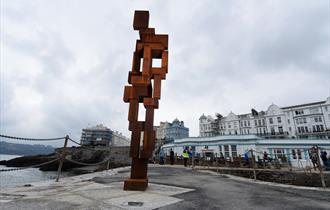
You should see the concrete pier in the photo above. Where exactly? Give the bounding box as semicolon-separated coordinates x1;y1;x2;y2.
1;165;329;209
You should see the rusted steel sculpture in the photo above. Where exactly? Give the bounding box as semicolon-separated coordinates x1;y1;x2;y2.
123;10;168;191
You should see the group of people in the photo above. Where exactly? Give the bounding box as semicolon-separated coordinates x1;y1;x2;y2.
159;146;329;170
159;147;194;167
310;146;329;171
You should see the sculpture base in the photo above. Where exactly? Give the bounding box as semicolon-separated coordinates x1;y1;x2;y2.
124;178;148;191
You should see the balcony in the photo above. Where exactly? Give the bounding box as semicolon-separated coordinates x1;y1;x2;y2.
296;130;330;139
258;132;289;139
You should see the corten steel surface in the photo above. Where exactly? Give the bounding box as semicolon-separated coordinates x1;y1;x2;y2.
123;10;168;191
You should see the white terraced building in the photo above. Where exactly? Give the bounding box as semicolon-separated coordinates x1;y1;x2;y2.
199;97;330;139
161;135;330;168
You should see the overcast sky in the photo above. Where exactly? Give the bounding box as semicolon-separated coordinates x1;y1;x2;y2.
0;0;329;147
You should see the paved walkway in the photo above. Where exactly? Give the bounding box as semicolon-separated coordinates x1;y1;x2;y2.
0;165;329;210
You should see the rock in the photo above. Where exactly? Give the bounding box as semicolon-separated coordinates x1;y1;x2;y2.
1;146;131;172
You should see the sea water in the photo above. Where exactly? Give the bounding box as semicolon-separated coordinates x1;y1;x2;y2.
0;154;70;188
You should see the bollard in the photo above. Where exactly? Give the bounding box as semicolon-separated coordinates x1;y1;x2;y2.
192;153;195;170
250;149;257;181
56;135;69;182
316;148;326;188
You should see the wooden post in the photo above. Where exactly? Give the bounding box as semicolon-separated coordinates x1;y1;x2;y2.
107;145;111;170
250;149;257;181
56;135;69;182
316;148;326;188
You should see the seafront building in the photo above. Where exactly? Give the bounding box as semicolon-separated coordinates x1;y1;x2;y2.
153;118;189;156
199;97;330;139
155;118;189;145
80;124;130;147
161;135;330;168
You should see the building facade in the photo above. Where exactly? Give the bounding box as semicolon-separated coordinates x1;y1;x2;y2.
161;135;330;168
80;124;130;147
112;131;131;146
155;118;189;145
199;97;330;139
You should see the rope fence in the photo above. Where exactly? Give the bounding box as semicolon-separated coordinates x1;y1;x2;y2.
0;158;61;172
64;156;112;166
0;134;65;141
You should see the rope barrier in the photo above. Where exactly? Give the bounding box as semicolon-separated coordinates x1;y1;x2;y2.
0;134;65;141
0;158;61;172
64;156;111;166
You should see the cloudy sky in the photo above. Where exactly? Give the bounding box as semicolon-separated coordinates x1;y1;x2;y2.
0;0;329;147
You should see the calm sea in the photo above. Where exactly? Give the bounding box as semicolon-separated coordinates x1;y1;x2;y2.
0;154;71;188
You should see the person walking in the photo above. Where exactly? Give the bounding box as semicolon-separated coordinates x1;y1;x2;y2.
183;149;189;167
320;151;329;170
310;146;319;171
170;149;175;165
190;147;195;169
159;149;165;165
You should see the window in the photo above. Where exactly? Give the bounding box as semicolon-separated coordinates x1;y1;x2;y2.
271;127;275;135
205;146;209;149
269;118;273;124
297;149;302;159
295;110;304;115
301;127;305;133
320;125;324;131
288;119;290;124
248;121;250;126
292;149;302;159
254;120;257;126
278;126;283;134
231;145;237;157
292;149;297;159
273;149;285;159
262;119;265;125
277;117;282;123
244;121;247;127
289;127;292;132
224;145;229;158
258;120;261;126
305;126;308;133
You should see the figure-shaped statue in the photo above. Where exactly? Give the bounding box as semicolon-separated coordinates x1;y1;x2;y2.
123;10;168;191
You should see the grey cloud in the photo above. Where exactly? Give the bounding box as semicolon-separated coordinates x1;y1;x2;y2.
0;0;329;142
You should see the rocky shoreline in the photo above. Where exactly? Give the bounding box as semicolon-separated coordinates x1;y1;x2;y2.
0;146;131;171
